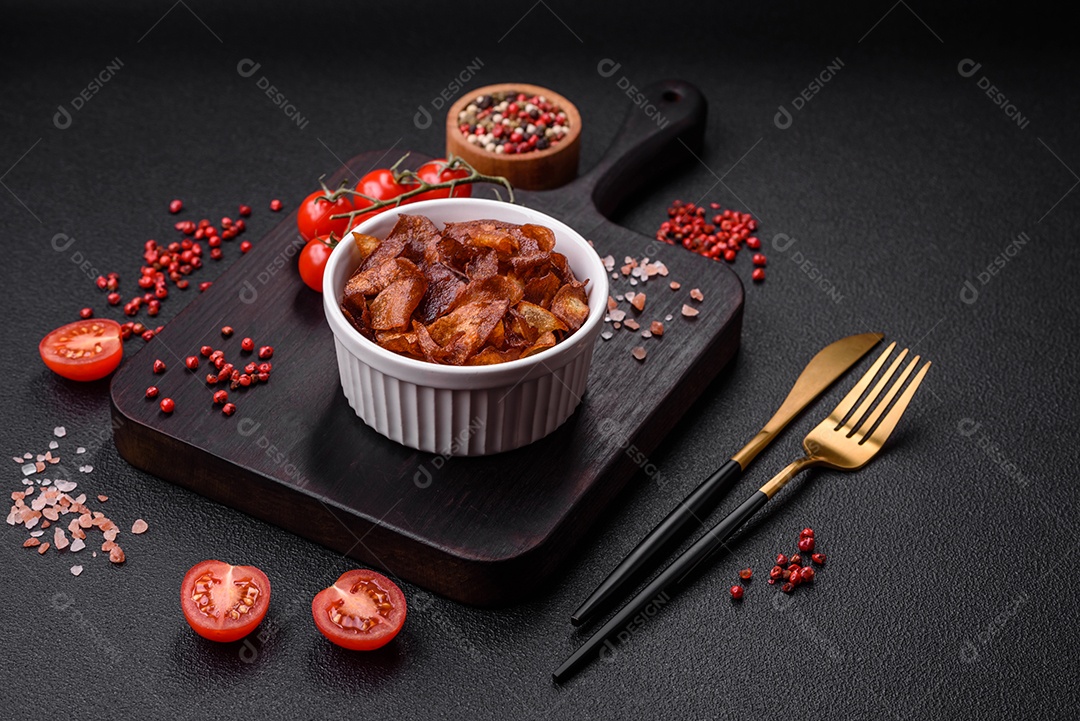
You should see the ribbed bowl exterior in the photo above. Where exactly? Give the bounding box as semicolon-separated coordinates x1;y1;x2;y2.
333;331;597;456
323;198;609;457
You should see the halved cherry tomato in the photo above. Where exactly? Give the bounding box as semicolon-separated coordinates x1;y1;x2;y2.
312;569;406;651
180;560;271;643
352;168;417;224
410;159;473;202
39;318;123;381
297;189;353;242
298;234;337;293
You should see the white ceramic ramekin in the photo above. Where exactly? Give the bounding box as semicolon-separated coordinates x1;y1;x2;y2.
323;198;609;456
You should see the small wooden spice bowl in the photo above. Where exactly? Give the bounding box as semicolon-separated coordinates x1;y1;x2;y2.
446;82;581;192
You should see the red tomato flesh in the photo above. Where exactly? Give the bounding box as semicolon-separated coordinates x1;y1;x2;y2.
181;560;271;642
39;319;124;381
312;569;406;650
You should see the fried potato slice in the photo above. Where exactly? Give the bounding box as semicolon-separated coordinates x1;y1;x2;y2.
370;270;427;331
466;346;523;365
515;301;568;335
523;272;562;308
520;223;557;252
416;263;466;324
520;331;557;358
550;282;590;331
351;233;381;263
427;299;509;364
454;275;524;308
346;257;419;297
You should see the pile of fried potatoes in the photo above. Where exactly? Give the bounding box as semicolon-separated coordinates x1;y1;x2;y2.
340;214;591;365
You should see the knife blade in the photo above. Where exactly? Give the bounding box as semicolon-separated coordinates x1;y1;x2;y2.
569;331;884;627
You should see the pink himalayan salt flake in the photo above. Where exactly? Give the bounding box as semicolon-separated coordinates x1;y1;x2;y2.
630;293;646;312
131;519;149;535
607;309;626;322
70;565;83;576
651;321;665;336
690;288;704;301
631;346;647;362
623;319;640;331
607;296;617;311
103;528;119;542
54;426;66;437
669;281;681;291
97;495;108;502
641;330;653;339
681;304;699;317
54;527;69;550
70;538;86;552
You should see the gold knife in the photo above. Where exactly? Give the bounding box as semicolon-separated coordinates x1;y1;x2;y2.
570;332;884;626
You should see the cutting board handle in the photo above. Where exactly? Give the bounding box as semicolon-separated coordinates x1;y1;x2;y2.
583;79;707;218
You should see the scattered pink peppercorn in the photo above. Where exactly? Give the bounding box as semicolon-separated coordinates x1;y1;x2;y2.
729;585;744;600
269;199;283;211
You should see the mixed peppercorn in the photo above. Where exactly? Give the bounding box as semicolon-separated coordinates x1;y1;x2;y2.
457;90;570;156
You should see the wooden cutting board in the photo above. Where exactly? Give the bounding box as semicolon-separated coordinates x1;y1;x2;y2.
111;80;744;605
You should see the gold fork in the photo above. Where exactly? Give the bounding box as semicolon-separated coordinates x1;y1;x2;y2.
758;340;930;500
554;341;931;681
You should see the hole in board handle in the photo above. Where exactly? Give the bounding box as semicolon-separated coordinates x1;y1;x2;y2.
662;89;682;102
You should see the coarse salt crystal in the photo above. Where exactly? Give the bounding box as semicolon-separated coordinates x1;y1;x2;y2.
70;538;86;552
132;519;149;534
53;480;77;493
70;565;83;576
49;441;58;450
681;304;699;317
690;288;704;301
665;314;674;321
54;427;66;438
600;331;613;341
631;346;647;361
76;447;86;454
21;463;36;476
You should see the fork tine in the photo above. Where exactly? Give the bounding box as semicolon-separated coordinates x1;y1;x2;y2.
831;341;897;428
852;353;920;439
841;348;908;435
861;360;931;446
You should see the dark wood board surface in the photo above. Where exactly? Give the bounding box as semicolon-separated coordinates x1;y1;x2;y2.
110;80;744;605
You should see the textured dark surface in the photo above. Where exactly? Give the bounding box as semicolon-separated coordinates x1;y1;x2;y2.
1;2;1077;719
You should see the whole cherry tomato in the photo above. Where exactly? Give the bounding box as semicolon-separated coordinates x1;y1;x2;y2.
296;189;353;242
410;159;473;202
352;169;416;223
297;234;337;293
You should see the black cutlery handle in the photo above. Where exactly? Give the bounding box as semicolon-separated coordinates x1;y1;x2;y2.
571;459;742;627
555;490;768;682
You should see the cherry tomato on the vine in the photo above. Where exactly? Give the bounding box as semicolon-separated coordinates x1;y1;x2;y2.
298;235;337;293
297;189;353;242
411;159;473;202
352;169;416;223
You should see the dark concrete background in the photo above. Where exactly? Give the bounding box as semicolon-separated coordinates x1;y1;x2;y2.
1;1;1076;718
